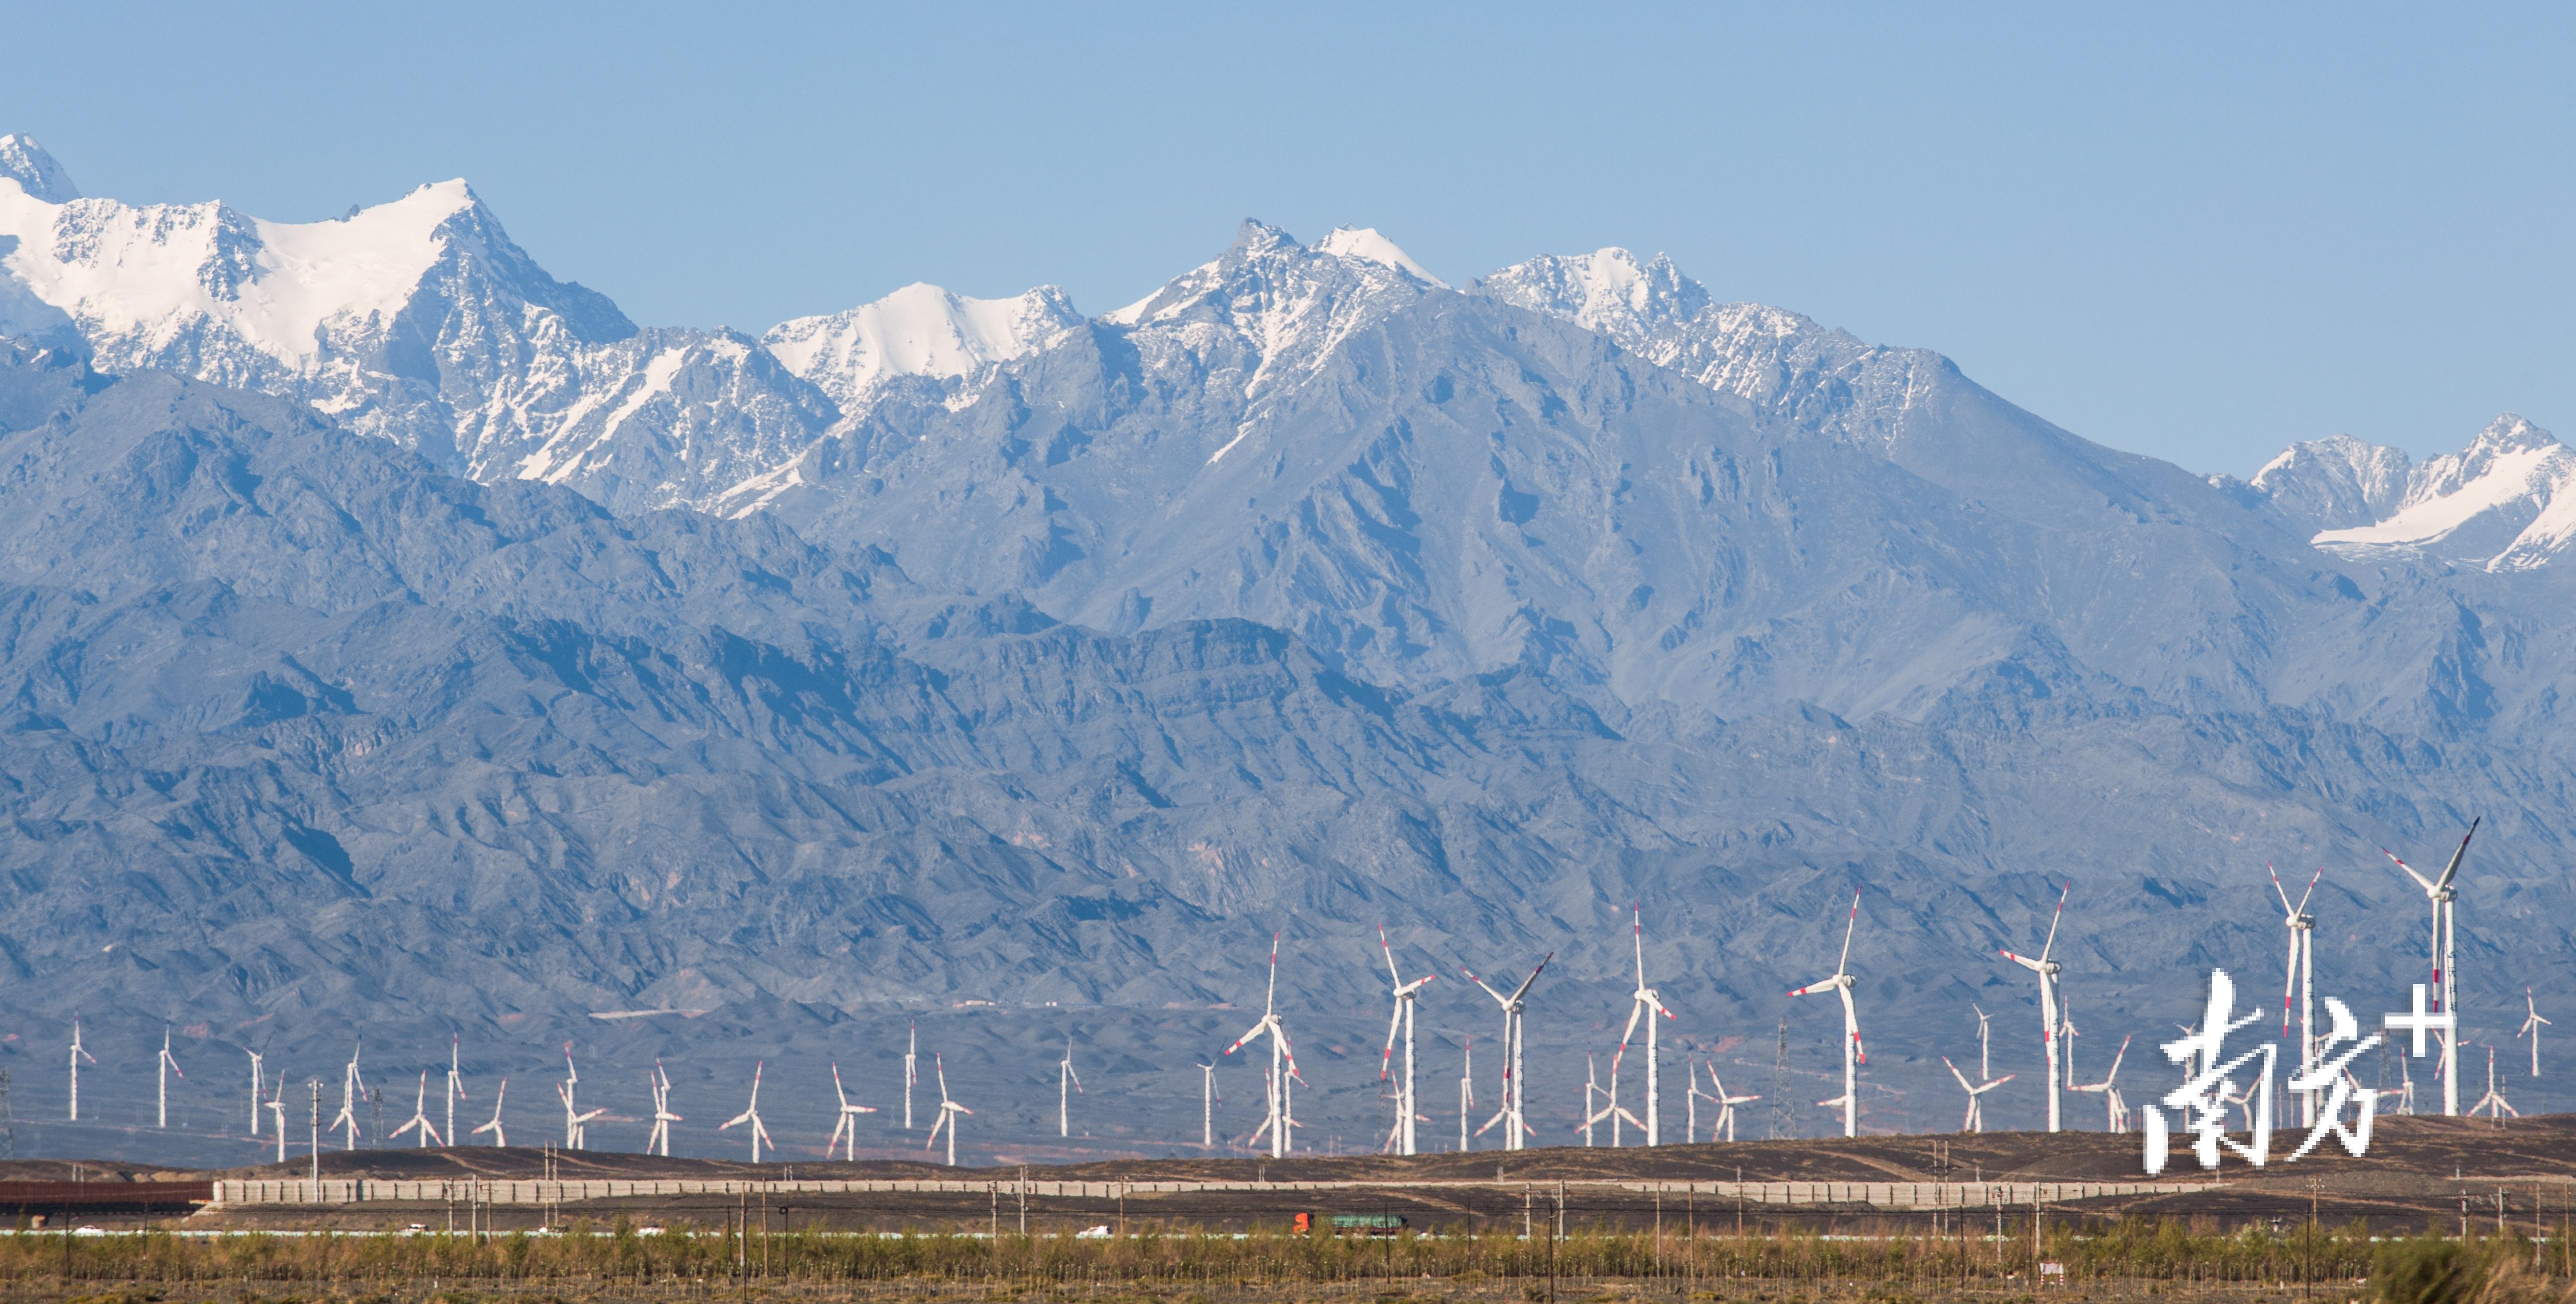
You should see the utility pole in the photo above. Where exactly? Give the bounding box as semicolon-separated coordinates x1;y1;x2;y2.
308;1079;321;1185
1769;1017;1792;1140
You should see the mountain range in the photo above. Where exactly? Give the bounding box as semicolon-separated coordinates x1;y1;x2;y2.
0;132;2568;1165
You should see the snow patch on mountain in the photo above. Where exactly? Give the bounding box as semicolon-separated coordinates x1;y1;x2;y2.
2293;416;2576;571
763;283;1082;409
0;134;78;204
1313;226;1446;288
1473;248;1947;445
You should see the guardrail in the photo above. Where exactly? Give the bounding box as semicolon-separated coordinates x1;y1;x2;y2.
211;1177;2214;1210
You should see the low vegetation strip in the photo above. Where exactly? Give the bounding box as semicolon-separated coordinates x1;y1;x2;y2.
0;1222;2569;1300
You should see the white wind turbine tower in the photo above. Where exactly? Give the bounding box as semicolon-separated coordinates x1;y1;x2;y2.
2269;864;2325;1125
1998;880;2073;1132
1942;1056;2014;1133
157;1027;183;1129
1456;1039;1473;1152
1973;1005;1995;1081
246;1049;264;1137
558;1047;604;1149
720;1061;773;1162
391;1071;445;1147
1704;1062;1760;1143
1223;932;1303;1159
2388;818;2477;1116
1687;1059;1710;1143
444;1037;468;1150
2070;1034;2133;1132
1462;952;1551;1152
1581;1053;1604;1147
2518;990;2550;1077
1790;889;1867;1138
1198;1061;1219;1149
1057;1031;1084;1139
826;1063;876;1160
330;1044;365;1149
1376;927;1436;1156
924;1053;971;1166
471;1078;509;1146
647;1062;681;1157
1613;908;1676;1146
266;1075;289;1163
67;1020;95;1121
2468;1044;2516;1119
903;1023;917;1131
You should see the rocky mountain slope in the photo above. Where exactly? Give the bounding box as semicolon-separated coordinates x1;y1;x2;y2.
0;135;2571;1165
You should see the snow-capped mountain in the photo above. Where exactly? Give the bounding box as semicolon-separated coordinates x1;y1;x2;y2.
762;282;1083;410
0;139;865;516
1473;246;1950;447
0;133;77;204
2253;415;2576;572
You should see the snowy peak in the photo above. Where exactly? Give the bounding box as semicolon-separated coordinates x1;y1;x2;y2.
1101;219;1441;403
2248;434;2415;532
761;282;1081;408
1475;247;1945;448
0;134;77;204
1313;226;1446;288
2300;415;2576;571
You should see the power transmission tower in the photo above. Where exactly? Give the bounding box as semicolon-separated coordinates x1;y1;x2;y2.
1769;1016;1792;1140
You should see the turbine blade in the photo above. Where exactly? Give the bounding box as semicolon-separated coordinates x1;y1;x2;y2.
1380;924;1402;986
2295;866;2324;914
2386;850;2436;894
2038;879;2070;963
2434;818;2479;890
2269;862;2295;914
1837;890;1860;971
1506;953;1554;1003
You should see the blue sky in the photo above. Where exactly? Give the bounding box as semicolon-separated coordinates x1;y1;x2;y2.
5;2;2568;474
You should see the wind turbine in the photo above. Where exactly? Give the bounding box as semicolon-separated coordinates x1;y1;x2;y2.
1376;926;1436;1157
558;1046;604;1149
2468;1045;2516;1120
720;1061;773;1162
390;1071;445;1147
1198;1061;1219;1149
265;1074;288;1164
1223;932;1303;1159
157;1027;183;1129
329;1044;364;1149
1456;1039;1473;1152
67;1020;95;1121
647;1062;681;1157
1974;1005;1995;1081
1613;908;1676;1146
246;1049;264;1137
1687;1059;1711;1143
2270;865;2325;1125
2388;819;2477;1116
2518;990;2550;1077
925;1053;970;1166
1998;880;2073;1132
903;1023;917;1131
1581;1053;1604;1147
1057;1031;1084;1139
1791;889;1867;1138
2069;1034;2133;1132
471;1078;508;1146
826;1063;876;1160
1942;1056;2014;1133
1461;952;1551;1152
444;1037;468;1150
1705;1062;1760;1143
1586;1045;1643;1146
